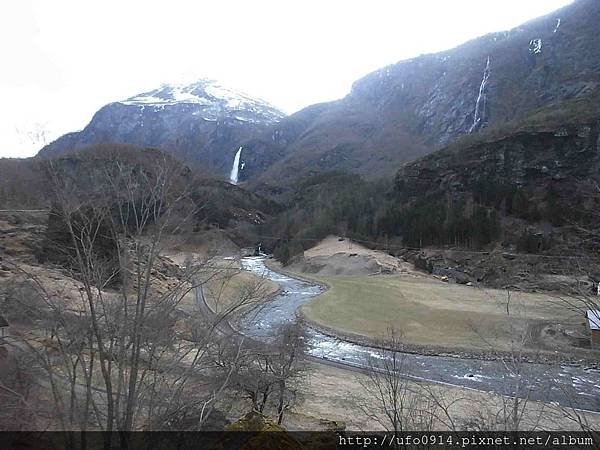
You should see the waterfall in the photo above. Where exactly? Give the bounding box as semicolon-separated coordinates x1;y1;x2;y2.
554;18;561;33
229;146;243;184
469;56;491;134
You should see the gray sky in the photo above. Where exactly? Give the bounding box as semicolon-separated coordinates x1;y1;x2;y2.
1;0;572;158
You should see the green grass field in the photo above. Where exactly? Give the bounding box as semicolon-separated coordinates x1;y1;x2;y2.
301;274;579;352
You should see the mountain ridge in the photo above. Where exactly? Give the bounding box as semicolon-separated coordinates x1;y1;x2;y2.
36;0;600;187
239;0;599;186
37;79;285;175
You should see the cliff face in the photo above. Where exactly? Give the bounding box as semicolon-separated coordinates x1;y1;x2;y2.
388;107;600;292
398;121;600;202
241;0;600;186
351;0;600;147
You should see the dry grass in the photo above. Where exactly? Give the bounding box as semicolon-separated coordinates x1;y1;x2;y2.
203;265;279;314
282;236;581;353
288;362;600;431
301;273;578;352
164;251;279;315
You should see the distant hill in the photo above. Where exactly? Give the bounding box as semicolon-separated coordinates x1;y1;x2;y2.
2;145;278;230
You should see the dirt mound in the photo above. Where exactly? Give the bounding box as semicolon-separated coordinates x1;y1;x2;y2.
290;253;383;276
289;236;419;276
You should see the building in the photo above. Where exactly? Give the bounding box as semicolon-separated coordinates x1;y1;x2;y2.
586;310;600;349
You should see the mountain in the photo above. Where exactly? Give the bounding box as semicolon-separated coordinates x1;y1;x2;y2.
37;80;285;176
36;1;600;187
255;93;600;290
239;0;600;186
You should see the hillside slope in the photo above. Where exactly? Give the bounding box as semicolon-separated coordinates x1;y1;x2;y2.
2;145;278;233
240;0;600;186
395;96;600;234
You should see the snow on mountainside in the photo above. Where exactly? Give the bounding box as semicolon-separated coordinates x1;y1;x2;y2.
39;0;600;187
119;80;284;123
37;79;284;177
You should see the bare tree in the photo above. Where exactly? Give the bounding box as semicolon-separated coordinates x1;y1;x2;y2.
466;290;546;432
357;327;444;438
0;349;43;430
0;151;268;445
218;321;308;425
273;322;307;424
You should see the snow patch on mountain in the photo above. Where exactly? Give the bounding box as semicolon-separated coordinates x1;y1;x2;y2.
529;38;543;54
119;80;276;110
554;18;561;33
119;79;284;123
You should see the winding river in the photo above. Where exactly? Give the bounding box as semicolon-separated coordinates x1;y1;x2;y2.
239;256;600;413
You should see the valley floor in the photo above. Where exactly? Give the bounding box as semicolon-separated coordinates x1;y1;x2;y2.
273;236;596;361
299;273;585;356
284;362;600;431
2;213;599;432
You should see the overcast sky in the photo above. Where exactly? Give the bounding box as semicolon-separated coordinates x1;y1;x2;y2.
1;0;572;158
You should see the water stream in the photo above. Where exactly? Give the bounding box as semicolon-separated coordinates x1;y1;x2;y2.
469;56;491;133
240;256;600;412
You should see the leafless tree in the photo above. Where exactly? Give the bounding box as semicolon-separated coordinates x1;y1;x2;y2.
273;322;308;424
357;327;450;439
0;151;268;446
0;349;44;430
217;321;308;425
466;290;546;432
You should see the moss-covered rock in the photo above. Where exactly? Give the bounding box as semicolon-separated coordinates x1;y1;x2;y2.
225;410;305;450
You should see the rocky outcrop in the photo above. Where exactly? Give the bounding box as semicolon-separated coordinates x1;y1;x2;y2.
401;247;596;293
390;109;600;292
396;118;600;212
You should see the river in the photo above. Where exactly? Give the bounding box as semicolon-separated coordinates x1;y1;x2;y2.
239;256;600;412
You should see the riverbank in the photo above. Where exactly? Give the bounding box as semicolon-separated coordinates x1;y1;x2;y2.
266;259;600;366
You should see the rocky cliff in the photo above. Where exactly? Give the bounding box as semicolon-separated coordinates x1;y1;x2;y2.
387;95;600;291
395;97;600;220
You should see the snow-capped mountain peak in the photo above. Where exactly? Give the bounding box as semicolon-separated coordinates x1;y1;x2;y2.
38;78;285;178
118;79;284;123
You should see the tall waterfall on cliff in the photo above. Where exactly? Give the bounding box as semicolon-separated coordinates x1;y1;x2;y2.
229;146;243;184
469;56;491;133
